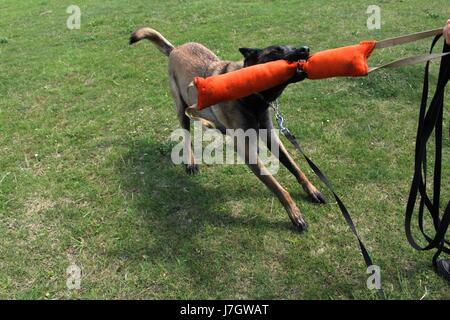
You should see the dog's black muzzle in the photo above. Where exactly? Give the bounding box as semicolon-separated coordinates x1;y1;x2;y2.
286;46;310;62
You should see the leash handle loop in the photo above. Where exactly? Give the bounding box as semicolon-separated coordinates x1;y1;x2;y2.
404;34;450;261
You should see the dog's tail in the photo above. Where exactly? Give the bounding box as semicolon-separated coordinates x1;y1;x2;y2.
129;27;174;56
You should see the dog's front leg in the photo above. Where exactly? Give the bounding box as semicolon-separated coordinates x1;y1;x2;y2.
235;137;307;231
259;113;326;204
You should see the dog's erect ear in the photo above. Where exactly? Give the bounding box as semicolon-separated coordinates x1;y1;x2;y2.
239;48;261;59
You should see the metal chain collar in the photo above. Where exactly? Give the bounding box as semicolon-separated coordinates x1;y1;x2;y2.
270;99;291;136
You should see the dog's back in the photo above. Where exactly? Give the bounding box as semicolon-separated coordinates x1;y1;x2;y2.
168;42;220;106
130;28;244;126
131;28;222;104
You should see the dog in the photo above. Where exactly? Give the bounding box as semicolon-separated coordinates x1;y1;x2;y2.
130;28;326;231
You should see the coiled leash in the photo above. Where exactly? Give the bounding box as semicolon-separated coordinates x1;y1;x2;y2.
404;34;450;282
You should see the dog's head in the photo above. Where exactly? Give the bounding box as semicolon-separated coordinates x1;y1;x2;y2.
239;45;310;67
238;45;310;102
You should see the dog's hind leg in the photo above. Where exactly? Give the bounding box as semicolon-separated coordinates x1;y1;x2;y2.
259;112;326;204
179;111;199;175
235;136;308;231
169;79;199;174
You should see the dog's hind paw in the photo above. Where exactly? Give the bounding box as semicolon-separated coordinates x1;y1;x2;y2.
185;164;199;175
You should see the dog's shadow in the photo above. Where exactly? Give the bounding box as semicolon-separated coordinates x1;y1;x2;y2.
114;139;298;291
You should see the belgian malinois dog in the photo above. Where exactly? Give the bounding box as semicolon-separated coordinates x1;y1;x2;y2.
130;27;325;231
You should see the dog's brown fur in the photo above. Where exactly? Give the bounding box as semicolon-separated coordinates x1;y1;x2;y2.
130;27;325;231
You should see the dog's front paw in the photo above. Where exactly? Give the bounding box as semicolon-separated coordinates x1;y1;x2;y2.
185;164;199;175
304;185;326;204
309;189;326;204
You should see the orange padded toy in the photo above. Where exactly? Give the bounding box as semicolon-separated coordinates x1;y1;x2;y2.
195;41;376;110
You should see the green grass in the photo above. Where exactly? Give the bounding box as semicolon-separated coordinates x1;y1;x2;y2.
1;0;449;299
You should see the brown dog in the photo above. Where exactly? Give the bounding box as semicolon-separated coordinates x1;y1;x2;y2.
130;27;325;231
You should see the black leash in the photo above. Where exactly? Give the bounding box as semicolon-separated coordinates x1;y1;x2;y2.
270;101;386;298
404;34;450;281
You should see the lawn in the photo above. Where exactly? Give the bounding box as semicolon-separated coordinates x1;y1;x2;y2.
0;0;449;299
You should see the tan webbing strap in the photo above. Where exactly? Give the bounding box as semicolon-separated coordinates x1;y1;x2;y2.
369;28;448;72
185;81;217;128
369;52;450;72
375;28;443;49
185;104;217;129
